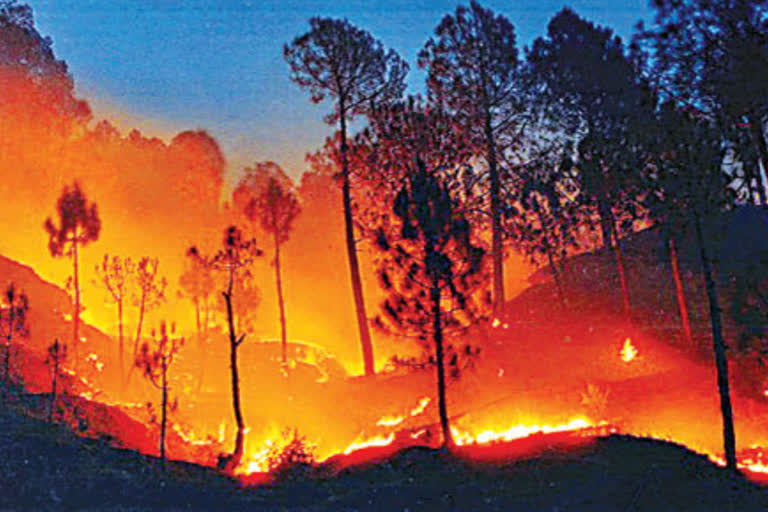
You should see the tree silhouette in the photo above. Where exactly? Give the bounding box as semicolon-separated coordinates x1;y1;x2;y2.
646;103;739;470
527;8;655;323
178;250;215;390
130;257;167;372
285;17;408;376
94;254;134;375
44;182;101;371
419;0;523;312
0;283;29;388
45;337;66;422
189;226;262;471
135;321;184;470
235;162;301;365
374;160;486;448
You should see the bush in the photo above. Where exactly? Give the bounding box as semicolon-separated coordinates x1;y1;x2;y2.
266;428;317;483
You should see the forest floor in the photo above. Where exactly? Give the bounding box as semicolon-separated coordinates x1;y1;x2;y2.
2;392;768;511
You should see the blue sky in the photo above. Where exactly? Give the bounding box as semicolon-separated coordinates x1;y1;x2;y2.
27;0;653;183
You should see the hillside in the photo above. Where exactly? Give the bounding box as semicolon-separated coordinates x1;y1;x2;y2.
2;395;768;510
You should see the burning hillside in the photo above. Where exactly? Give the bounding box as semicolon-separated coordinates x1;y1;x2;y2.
4;0;768;508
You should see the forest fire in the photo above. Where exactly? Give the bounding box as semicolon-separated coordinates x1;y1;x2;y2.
4;0;768;508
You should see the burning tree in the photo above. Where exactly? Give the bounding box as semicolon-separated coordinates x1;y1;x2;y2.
375;160;486;448
189;226;262;471
235;162;301;365
131;257;167;369
94;254;134;374
419;0;524;312
0;283;29;388
44;182;101;370
178;250;215;390
45;337;66;422
135;321;184;470
285;17;408;376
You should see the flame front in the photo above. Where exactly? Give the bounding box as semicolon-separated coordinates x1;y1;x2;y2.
451;418;594;446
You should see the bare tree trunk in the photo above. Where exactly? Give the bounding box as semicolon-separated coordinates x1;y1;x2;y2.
694;214;737;471
135;293;146;357
73;238;80;371
610;221;631;324
669;235;693;346
597;192;614;252
485;113;505;313
127;293;147;383
3;336;10;385
339;106;375;376
431;281;453;448
224;269;245;470
118;298;124;375
274;235;288;365
50;353;58;422
547;250;567;311
195;299;204;392
160;361;167;471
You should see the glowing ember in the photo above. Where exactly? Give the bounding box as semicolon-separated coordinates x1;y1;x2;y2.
492;318;501;328
86;353;104;372
620;337;638;363
451;418;593;446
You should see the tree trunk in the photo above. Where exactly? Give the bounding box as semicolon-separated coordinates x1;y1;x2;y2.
73;238;80;371
431;281;453;448
748;113;768;205
50;353;58;422
610;219;631;324
118;298;124;375
224;269;245;470
485;112;505;312
195;299;204;392
694;214;737;471
126;294;147;384
135;293;146;357
3;337;9;385
274;235;288;365
160;360;167;471
669;234;693;347
597;191;614;251
547;250;567;311
339;106;375;376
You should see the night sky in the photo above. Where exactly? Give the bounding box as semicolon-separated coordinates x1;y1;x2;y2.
27;0;653;183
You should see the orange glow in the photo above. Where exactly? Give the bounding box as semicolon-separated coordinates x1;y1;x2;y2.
7;57;768;489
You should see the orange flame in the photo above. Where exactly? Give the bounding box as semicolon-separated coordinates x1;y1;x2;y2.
451;418;594;446
620;338;638;363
